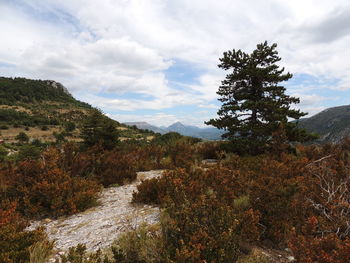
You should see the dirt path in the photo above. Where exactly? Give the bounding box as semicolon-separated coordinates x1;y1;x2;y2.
27;170;162;253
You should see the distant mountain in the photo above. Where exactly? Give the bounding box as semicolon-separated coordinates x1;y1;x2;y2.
298;105;350;143
124;122;167;134
124;121;224;140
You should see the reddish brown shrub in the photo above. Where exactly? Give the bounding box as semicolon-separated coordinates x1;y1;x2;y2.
196;141;222;160
0;203;46;263
3;147;101;218
222;154;312;243
289;217;350;263
132;177;167;205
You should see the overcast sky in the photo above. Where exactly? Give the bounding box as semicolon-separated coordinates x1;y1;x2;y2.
1;0;350;127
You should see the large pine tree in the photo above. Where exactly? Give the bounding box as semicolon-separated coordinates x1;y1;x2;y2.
206;41;313;154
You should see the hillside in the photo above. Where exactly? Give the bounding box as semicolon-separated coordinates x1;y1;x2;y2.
0;77;154;142
298;104;350;143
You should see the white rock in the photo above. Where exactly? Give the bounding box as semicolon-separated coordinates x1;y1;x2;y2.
27;170;163;252
287;256;296;262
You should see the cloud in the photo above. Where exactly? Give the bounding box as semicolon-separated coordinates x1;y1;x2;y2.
292;94;324;107
1;0;350;125
302;7;350;43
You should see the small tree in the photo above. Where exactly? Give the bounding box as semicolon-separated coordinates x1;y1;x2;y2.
15;132;29;143
64;122;76;133
206;41;314;154
80;109;119;150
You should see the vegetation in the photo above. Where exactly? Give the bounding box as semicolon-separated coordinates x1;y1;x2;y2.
80;109;119;150
15;132;29;143
1;74;350;262
206;41;316;154
0;77;157;144
131;141;350;262
0;77;86;105
0;203;47;263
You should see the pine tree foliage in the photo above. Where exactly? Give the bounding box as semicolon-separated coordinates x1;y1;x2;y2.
81;109;119;150
206;41;314;153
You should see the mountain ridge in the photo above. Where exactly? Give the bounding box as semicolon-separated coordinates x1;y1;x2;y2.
124;121;224;140
0;76;154;142
298;104;350;143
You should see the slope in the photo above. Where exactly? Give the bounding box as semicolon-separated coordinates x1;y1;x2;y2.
298;104;350;143
0;77;154;142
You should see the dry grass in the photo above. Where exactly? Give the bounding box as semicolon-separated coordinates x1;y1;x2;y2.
0;105;32;114
1;127;59;142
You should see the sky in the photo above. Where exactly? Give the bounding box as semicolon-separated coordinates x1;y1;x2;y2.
1;0;350;127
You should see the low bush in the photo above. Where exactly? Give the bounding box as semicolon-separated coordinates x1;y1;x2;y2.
196;141;222;160
29;239;54;263
1;148;101;218
60;244;109;263
236;249;273;263
132;177;167;205
70;146;137;187
289;217;350;263
0;203;47;263
113;223;164;263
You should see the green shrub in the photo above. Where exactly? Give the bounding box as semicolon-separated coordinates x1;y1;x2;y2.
41;125;49;131
65;122;76;132
29;239;54;263
15;132;29;143
112;223;164;263
0;146;8;161
16;145;42;161
60;244;110;263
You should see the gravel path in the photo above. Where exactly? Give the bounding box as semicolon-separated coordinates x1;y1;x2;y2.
27;170;162;253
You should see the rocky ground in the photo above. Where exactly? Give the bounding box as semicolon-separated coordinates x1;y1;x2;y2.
27;169;295;262
27;170;162;256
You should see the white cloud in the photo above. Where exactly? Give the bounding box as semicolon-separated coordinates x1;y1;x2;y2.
292;94;324;107
1;0;350;124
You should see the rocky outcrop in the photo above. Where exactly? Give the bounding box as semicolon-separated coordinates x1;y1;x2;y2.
27;170;162;253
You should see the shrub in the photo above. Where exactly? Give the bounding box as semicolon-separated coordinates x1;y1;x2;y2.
196;141;222;160
29;239;54;263
155;168;260;262
3;148;101;218
15;132;29;143
289;217;350;263
70;147;137;187
236;249;273;263
0;203;46;263
167;141;196;169
222;154;311;243
16;145;42;161
0;146;8;161
60;244;110;263
113;223;164;263
40;125;49;131
132;177;167;205
64;122;76;132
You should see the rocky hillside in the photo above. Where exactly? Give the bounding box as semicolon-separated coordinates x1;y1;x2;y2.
0;77;154;142
298;105;350;143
